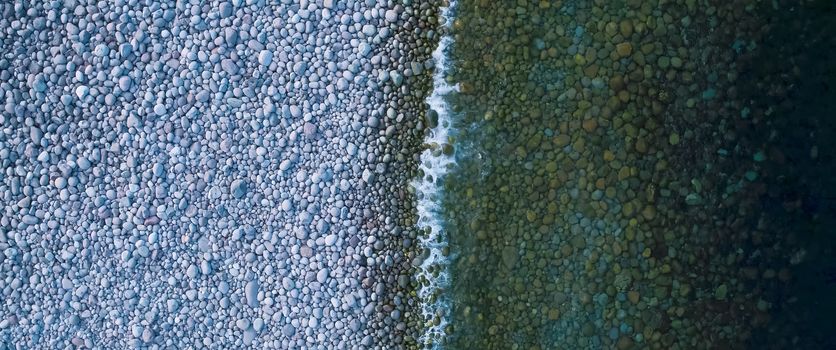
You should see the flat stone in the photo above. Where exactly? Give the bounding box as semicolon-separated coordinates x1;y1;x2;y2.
196;90;210;102
153;104;167;116
358;43;372;57
118;76;132;91
384;9;398;23
245;280;259;307
627;291;640;304
22;215;39;225
230;179;247;199
303;122;317;138
324;234;337;246
361;24;376;37
316;268;329;283
75;85;89;99
258;50;273;66
361;169;375;184
300;246;313;257
222;59;240;75
219;1;233;17
293;61;307;75
615;42;633;58
281;324;296;337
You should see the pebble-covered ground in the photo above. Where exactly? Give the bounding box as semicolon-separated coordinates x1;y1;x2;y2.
0;0;439;348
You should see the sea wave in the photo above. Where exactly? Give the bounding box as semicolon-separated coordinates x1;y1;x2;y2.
412;0;458;348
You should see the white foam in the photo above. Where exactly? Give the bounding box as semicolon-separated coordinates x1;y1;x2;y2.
412;1;457;348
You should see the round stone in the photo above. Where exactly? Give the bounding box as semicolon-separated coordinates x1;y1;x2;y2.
153;104;167;116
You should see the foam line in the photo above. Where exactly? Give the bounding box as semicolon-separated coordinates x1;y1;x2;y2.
412;1;458;348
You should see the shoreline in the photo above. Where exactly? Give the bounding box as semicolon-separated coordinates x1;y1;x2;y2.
367;0;448;348
1;0;834;348
412;0;458;347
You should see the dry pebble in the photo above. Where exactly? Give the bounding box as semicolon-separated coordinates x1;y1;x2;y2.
0;0;437;348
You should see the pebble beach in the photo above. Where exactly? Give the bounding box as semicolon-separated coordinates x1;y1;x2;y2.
0;0;439;348
1;0;835;349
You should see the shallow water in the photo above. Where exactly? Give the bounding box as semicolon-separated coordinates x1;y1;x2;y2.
429;0;836;349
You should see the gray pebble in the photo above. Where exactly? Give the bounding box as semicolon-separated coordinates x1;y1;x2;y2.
362;24;377;37
153;162;165;178
289;105;302;118
22;215;39;225
230;179;247;199
364;169;377;184
219;2;233;18
282;324;296;337
196;90;210;102
119;76;132;91
222;59;240;75
336;78;349;90
154;104;167;116
30;127;43;144
258;50;273;67
324;234;338;246
224;28;239;45
32;74;47;92
293;61;308;75
360;43;372;58
75;85;89;99
243;329;256;345
245;280;259;307
54;177;67;189
186;264;199;279
316;268;329;283
385;10;398;23
303;122;317;138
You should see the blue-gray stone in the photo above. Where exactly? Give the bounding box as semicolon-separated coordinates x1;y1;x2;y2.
219;2;233;18
230;179;247;198
281;324;295;337
258;50;273;66
221;59;239;75
362;24;376;36
119;76;132;91
153;104;167;116
245;280;259;307
293;61;307;75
